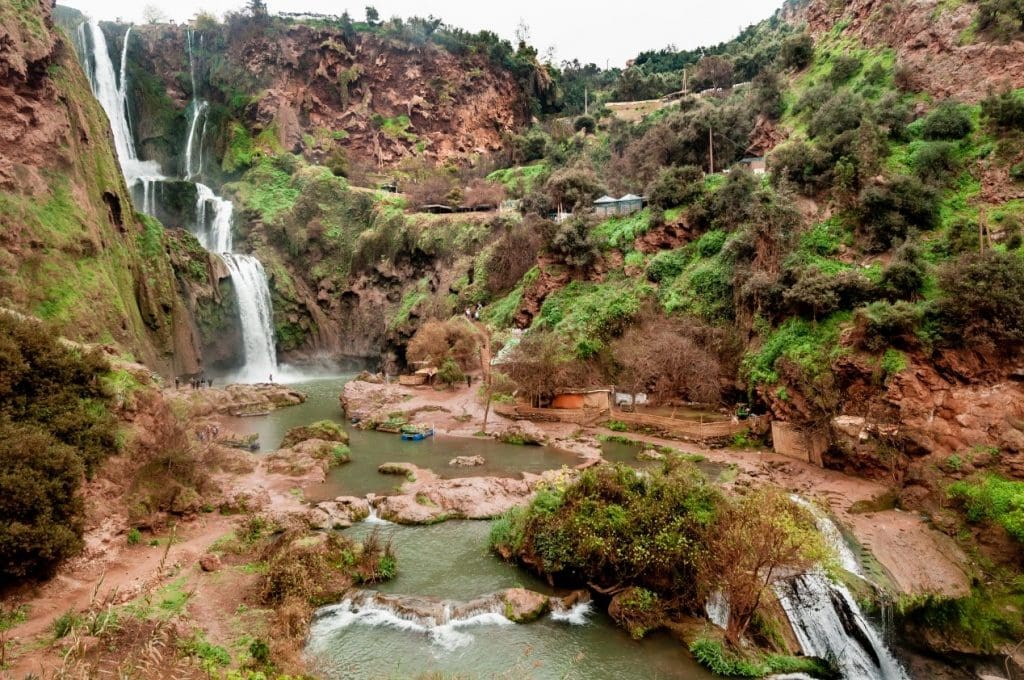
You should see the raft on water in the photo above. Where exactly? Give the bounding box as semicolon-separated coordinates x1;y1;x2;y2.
400;424;434;441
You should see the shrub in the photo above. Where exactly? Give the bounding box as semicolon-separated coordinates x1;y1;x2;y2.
127;528;142;546
935;250;1024;346
913;141;961;184
879;241;927;300
573;115;596;134
975;0;1024;41
809;91;865;140
783;268;876;319
436;357;465;386
769;141;831;195
855;300;923;351
646;165;704;210
406;318;481;372
780;34;814;70
646;249;689;282
948;475;1024;542
981;89;1024;130
828;53;863;85
551;217;599;272
857;176;940;252
921;101;974;140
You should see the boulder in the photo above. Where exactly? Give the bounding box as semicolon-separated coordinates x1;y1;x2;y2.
496;420;547;446
499;588;549;623
199;553;222;572
308;496;370;530
281;420;349;448
449;455;485;467
637;449;665;461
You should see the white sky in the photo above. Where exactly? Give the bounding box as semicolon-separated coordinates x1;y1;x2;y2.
58;0;781;67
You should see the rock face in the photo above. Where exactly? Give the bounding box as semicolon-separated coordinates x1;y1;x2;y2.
799;0;1024;103
264;439;349;483
120;22;530;175
340;379;412;422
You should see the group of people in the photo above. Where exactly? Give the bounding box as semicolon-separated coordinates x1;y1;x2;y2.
464;302;483;321
175;376;213;390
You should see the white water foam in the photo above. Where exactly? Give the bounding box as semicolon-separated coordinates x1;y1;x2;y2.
549;600;593;626
309;599;513;653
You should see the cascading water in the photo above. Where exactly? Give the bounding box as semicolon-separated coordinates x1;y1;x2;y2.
81;21;162;188
774;497;909;680
80;20;278;383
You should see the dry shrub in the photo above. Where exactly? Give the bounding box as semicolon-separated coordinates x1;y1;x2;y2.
463;178;505;210
611;314;737;404
406;317;482;371
506;330;602;400
486;216;547;294
405;171;458;209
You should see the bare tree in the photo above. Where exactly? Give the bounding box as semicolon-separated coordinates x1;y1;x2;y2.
142;3;168;23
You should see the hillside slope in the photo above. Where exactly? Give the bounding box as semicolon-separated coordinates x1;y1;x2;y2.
0;0;207;373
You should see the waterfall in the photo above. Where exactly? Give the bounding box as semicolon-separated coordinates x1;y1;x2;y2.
82;21;162;200
183;101;208;180
223;255;278;383
79;21;278;383
773;496;908;680
776;574;908;680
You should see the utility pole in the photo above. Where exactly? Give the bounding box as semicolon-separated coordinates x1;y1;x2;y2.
683;68;688;95
708;125;715;174
585;86;589;115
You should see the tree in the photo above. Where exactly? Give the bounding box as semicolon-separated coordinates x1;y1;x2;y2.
246;0;267;17
142;4;168;23
694;55;734;90
780;34;814;70
698;489;826;645
936;250;1024;347
480;371;516;435
551;217;599;274
365;5;379;24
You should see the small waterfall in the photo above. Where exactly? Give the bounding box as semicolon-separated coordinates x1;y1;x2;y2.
705;590;730;630
774;496;908;680
223;255;278;383
193;183;233;253
309;592;513;653
791;495;863;578
549;599;593;626
776;574;908;680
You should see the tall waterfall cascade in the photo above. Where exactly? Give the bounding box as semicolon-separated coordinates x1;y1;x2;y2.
79;21;278;382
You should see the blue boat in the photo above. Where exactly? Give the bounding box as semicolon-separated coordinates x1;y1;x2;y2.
400;427;434;441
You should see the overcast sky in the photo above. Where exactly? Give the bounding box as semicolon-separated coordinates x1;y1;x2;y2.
59;0;781;66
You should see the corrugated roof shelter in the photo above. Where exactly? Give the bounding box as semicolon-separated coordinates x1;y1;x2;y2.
593;194;644;217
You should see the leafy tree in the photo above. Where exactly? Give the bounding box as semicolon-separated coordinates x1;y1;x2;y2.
646;165;704;209
857;176;940;252
365;5;380;24
981;88;1024;130
573;115;596;135
880;241;927;300
246;0;267;17
976;0;1024;41
698;489;826;645
551;217;599;273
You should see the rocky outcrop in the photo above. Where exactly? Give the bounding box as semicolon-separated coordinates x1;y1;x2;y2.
280;420;349;448
449;455;485;467
339;588;556;626
373;464;576;524
264;438;348;483
800;0;1024;103
340;378;413;421
173;383;306;418
307;496;370;530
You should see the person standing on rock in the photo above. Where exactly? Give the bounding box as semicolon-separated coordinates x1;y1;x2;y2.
269;374;274;383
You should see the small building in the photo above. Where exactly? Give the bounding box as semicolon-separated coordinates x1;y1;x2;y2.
739;157;767;175
549;388;612;411
593;195;619;217
593;194;644;217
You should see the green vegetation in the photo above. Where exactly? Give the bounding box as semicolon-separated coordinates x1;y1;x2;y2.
491;464;827;647
0;314;120;581
690;638;837;678
948;475;1024;542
